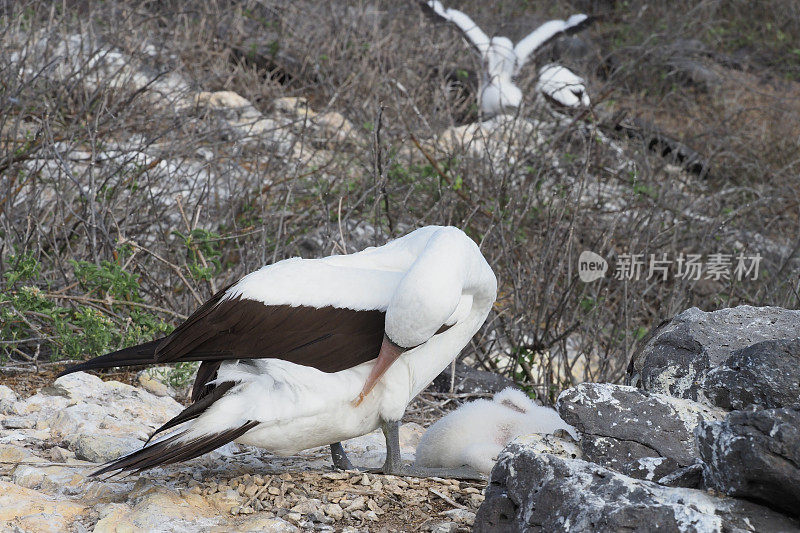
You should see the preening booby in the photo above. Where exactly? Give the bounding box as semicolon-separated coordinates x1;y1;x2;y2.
58;226;497;478
414;387;576;474
420;0;592;117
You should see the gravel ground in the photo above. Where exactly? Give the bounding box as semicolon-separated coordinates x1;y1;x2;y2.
0;368;487;532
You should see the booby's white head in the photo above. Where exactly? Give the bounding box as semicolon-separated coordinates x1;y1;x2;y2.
354;226;496;405
384;226;489;348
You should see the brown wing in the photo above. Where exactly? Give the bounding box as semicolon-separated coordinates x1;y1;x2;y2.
153;294;386;374
58;286;385;386
60;284;452;402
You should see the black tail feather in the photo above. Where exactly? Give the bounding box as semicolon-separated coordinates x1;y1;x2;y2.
143;381;237;446
92;420;259;477
58;338;165;377
192;361;223;402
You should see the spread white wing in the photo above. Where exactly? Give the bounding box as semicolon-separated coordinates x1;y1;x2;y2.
423;0;491;56
514;14;590;73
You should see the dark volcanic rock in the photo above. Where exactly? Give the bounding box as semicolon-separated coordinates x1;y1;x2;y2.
697;406;800;517
703;338;800;410
474;450;800;532
627;306;800;404
577;436;682;482
432;361;517;395
656;463;704;488
557;383;724;483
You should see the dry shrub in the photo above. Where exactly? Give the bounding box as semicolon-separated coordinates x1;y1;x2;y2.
1;0;799;400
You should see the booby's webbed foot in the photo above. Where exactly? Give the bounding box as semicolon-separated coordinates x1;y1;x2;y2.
329;442;356;471
380;419;403;474
331;422;486;479
372;420;486;480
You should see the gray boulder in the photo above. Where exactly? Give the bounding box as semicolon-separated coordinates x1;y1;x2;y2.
697;406;800;518
704;338;800;410
557;383;724;483
70;434;143;464
628;306;800;405
474;449;799;532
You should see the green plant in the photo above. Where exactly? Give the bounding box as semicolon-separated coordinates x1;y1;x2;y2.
633;326;649;340
0;253;172;362
71;259;141;300
172;228;222;281
4;250;39;288
632;183;657;199
579;296;596;313
147;362;199;389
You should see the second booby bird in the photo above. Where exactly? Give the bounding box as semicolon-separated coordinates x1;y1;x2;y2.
421;0;592;117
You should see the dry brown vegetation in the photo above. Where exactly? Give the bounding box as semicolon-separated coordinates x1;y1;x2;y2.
1;0;799;401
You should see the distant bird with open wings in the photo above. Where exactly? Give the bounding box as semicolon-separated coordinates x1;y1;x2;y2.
58;226;496;479
421;0;592;117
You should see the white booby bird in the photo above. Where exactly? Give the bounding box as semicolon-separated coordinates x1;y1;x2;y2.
420;0;592;117
414;387;576;474
58;226;497;478
536;64;590;109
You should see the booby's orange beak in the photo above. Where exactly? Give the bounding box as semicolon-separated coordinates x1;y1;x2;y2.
352;335;406;407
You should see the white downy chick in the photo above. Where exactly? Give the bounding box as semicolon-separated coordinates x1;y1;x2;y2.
414;387;576;474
